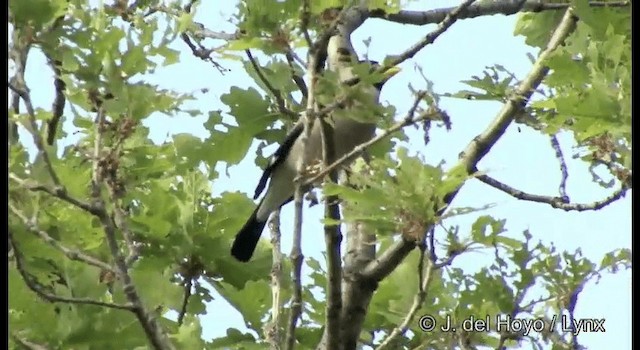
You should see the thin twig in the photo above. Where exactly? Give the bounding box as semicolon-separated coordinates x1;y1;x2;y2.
10;21;173;346
9;203;114;273
177;278;193;327
495;255;534;349
135;2;229;73
375;256;434;350
549;134;569;201
9;173;98;215
287;49;307;67
11;334;50;350
386;0;477;68
178;0;228;72
245;49;296;118
8;231;133;311
433;245;468;269
476;173;627;211
299;0;313;48
285;50;308;100
342;0;479;88
519;295;555;313
305;109;440;187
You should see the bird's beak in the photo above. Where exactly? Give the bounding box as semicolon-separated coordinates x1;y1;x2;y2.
381;66;401;81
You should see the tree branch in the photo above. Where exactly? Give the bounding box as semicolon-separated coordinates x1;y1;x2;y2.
476;173;628;211
549;134;569;201
337;0;481;90
8;230;133;311
316;91;439;350
265;210;284;349
286;28;321;350
370;1;629;26
289;6;358;349
9;203;114;273
284;120;306;349
361;7;579;284
9;173;99;215
180;32;227;73
97;207;175;349
191;24;239;41
89;106;174;349
319;76;343;350
145;2;240;42
178;3;228;73
432;244;469;269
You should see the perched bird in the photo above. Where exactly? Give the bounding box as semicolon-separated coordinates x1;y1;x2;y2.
230;61;401;262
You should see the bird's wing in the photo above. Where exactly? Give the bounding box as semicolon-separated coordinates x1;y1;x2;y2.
253;120;304;200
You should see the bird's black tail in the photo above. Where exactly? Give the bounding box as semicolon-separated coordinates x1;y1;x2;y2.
231;206;267;262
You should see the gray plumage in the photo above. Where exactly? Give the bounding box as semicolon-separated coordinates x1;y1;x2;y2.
231;61;398;262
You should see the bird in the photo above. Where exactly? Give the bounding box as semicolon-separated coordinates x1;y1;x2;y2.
230;60;401;262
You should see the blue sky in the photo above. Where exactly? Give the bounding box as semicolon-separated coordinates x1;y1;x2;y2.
13;0;631;349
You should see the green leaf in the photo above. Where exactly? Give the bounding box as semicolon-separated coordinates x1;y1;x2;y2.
216;280;270;332
172;133;207;166
172;315;206;349
208;328;258;348
221;87;271;124
176;12;194;33
514;11;564;48
121;44;150;77
9;0;67;28
156;46;181;66
471;215;506;246
127;257;184;311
